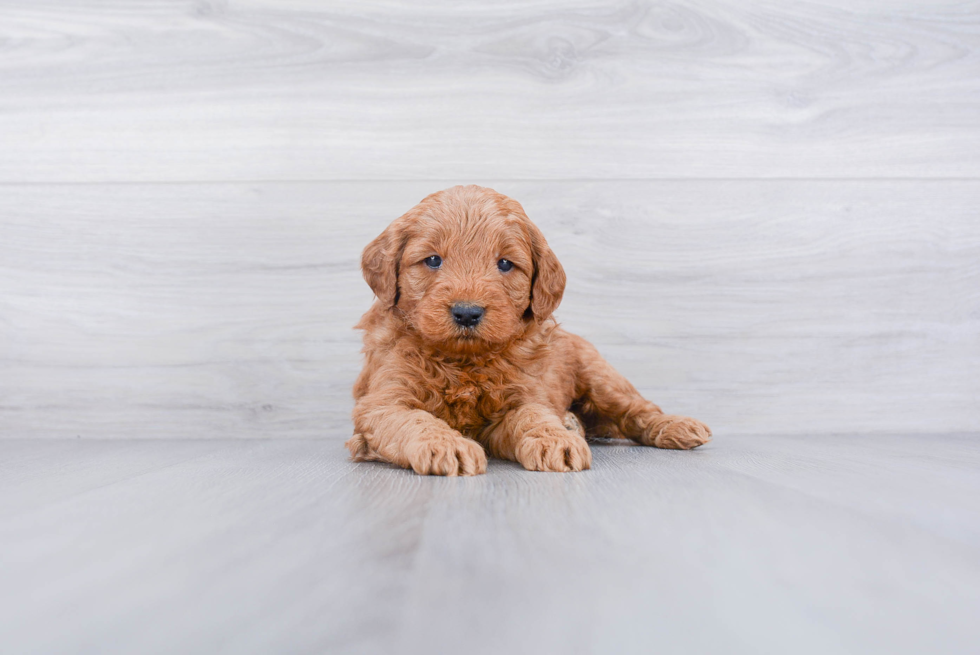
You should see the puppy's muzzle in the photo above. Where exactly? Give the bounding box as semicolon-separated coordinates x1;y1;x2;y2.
451;303;485;328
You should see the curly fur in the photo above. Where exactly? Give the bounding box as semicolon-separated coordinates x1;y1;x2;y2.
347;185;711;475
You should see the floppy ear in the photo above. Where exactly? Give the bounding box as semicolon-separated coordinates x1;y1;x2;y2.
526;221;566;321
361;220;407;308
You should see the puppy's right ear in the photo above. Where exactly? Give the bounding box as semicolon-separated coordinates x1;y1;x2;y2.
361;221;406;308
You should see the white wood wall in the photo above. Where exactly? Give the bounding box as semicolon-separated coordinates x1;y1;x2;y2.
1;0;978;438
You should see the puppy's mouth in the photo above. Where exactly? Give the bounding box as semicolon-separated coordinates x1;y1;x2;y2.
447;325;495;351
453;327;481;341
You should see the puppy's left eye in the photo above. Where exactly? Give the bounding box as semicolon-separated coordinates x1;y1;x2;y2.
424;255;442;269
497;259;514;272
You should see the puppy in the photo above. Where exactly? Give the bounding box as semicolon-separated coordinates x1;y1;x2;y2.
346;185;711;475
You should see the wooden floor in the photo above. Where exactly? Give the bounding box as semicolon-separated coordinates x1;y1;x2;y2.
1;434;978;654
2;1;979;652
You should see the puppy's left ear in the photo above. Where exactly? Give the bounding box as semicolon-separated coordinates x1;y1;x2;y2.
526;221;566;321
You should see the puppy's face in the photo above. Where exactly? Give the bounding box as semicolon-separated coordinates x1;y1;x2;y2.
362;186;565;353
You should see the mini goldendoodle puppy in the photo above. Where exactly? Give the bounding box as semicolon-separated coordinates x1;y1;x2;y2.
346;185;711;475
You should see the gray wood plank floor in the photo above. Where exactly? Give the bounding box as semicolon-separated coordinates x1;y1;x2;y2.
1;435;978;655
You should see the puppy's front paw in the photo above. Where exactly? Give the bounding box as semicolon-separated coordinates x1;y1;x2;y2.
515;426;592;472
407;433;488;476
643;415;712;449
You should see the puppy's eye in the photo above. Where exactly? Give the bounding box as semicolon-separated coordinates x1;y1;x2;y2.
424;255;442;269
497;259;514;272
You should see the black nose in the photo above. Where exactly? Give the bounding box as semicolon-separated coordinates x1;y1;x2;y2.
451;303;485;328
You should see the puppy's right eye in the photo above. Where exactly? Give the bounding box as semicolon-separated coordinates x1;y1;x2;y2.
424;255;442;269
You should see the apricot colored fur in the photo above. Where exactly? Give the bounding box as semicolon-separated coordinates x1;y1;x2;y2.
346;185;711;476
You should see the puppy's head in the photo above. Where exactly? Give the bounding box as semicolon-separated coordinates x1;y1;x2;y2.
362;185;565;353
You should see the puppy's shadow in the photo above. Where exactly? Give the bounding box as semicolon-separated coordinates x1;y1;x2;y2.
586;436;640;448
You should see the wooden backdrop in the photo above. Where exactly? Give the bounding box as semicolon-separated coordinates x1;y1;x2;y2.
1;0;978;439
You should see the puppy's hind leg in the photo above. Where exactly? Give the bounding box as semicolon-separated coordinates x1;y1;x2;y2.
561;411;586;441
572;336;711;450
345;433;387;462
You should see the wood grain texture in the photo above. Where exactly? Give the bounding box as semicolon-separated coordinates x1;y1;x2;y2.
2;3;977;652
0;435;978;654
2;181;977;438
0;0;978;182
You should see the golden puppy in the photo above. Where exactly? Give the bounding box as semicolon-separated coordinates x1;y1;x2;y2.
346;185;711;475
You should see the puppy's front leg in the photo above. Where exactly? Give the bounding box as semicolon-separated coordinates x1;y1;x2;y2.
485;403;592;472
349;400;487;476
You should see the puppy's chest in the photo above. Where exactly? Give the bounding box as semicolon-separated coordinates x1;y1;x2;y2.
432;363;518;436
